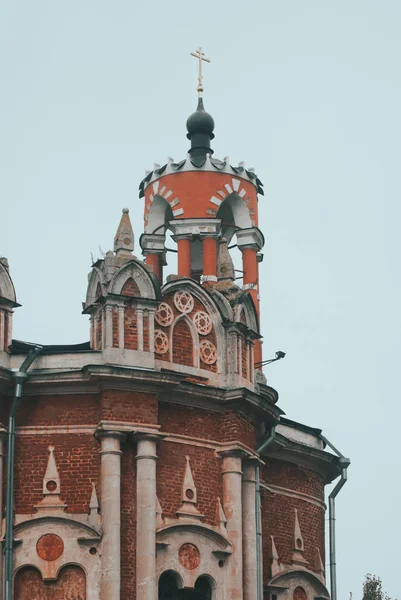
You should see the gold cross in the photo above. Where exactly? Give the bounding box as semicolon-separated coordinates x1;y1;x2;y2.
190;47;211;97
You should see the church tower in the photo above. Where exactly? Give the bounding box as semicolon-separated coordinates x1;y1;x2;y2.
0;50;348;600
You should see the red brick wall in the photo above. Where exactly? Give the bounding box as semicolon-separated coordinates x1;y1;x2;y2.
157;441;222;527
124;306;138;350
261;459;325;577
112;308;119;348
14;434;99;514
16;395;99;427
159;403;256;448
100;390;157;423
172;319;193;367
261;491;325;576
121;278;140;297
121;443;136;600
261;459;324;501
159;403;221;441
220;410;256;448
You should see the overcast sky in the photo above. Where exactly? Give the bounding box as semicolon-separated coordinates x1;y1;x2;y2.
1;1;400;597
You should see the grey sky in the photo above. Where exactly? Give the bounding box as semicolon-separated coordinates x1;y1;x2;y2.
1;1;400;597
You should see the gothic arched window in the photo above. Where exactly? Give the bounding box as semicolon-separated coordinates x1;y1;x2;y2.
293;586;307;600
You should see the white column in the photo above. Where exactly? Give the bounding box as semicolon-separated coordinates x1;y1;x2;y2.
222;452;244;600
148;310;155;352
99;432;124;600
118;306;125;349
93;314;98;350
101;309;106;350
137;309;144;352
242;461;257;600
136;434;158;600
105;305;113;348
0;433;5;600
0;312;4;351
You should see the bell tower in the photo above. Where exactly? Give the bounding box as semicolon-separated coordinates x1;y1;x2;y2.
139;50;265;367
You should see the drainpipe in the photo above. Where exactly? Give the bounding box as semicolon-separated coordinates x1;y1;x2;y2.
256;424;277;600
4;345;42;600
320;435;350;600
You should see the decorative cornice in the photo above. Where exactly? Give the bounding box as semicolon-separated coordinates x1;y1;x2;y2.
139;155;264;197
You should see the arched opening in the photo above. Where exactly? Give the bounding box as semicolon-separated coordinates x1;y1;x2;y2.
194;575;213;600
293;586;307;600
15;564;86;600
158;570;181;600
216;195;250;281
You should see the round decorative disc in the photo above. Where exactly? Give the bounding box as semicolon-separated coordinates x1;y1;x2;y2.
178;543;201;570
192;311;212;335
154;329;169;354
155;302;174;327
199;340;217;365
174;291;194;314
36;534;64;561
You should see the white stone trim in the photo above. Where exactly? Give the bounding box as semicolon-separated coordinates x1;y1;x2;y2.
210;196;222;207
118;306;125;349
172;208;184;217
16;425;96;435
136;436;158;600
137;308;144;352
260;483;326;510
99;433;123;599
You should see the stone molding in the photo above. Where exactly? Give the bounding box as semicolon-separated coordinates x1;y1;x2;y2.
260;483;326;510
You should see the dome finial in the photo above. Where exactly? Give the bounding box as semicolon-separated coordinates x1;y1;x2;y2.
190;46;211;98
187;48;215;159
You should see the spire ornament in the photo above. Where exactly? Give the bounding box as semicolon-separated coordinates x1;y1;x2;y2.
190;47;211;97
114;208;134;256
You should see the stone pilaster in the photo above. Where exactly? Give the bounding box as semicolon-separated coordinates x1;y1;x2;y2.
221;451;244;600
118;305;125;349
0;431;6;600
135;433;158;600
98;431;125;600
137;309;144;352
242;460;258;600
105;305;113;348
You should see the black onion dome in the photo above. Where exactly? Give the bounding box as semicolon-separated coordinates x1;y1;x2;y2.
186;98;215;159
186;98;215;139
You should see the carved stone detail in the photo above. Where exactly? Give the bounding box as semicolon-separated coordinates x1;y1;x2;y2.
155;302;174;327
174;291;194;314
154;330;169;354
200;340;217;365
192;311;212;335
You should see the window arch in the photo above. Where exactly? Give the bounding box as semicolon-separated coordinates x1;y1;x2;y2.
293;586;307;600
158;570;182;600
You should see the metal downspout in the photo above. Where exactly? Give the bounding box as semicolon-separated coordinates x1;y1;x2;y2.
4;345;42;600
320;435;350;600
256;425;276;600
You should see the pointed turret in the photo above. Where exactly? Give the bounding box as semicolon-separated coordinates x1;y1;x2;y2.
114;208;135;256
